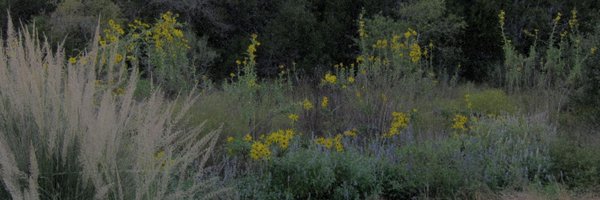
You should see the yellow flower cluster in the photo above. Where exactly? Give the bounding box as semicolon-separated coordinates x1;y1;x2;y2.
315;134;344;152
592;47;598;55
404;28;417;39
498;10;506;28
288;113;299;122
358;12;367;39
226;136;235;143
100;19;125;46
265;129;296;150
244;134;253;141
250;141;271;160
233;129;298;160
348;76;355;83
152;11;189;51
384;112;409;138
373;39;388;49
568;9;578;30
303;98;313;110
115;53;123;63
554;12;562;24
366;28;421;65
68;57;77;64
323;72;337;85
343;129;358;138
321;96;329;108
409;43;422;63
247;33;261;63
451;114;468;131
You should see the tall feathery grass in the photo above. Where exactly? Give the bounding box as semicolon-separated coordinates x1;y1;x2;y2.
0;17;230;199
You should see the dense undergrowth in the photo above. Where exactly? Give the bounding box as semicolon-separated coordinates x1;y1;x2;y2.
1;4;600;200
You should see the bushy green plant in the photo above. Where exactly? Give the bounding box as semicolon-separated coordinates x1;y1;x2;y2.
33;0;122;56
550;139;600;189
380;115;554;199
238;149;382;199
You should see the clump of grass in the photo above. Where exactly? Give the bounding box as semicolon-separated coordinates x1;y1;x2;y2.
0;18;230;199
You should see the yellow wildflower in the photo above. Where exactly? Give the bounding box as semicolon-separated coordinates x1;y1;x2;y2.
303;98;313;110
334;134;344;152
288;114;299;122
356;55;365;63
384;112;410;138
315;137;333;149
265;129;295;150
358;12;367;38
343;129;358;137
321;96;329;108
68;57;77;64
498;10;506;27
554;12;562;24
244;134;253;142
324;72;337;85
348;76;355;84
569;9;578;29
451;114;468;131
115;53;123;63
250;141;271;160
226;136;235;143
591;47;597;55
409;43;422;63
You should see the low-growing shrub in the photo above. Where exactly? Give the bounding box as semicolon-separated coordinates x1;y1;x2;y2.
550;139;600;189
237;148;382;199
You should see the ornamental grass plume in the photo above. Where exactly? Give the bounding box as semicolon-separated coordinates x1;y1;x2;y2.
0;18;230;199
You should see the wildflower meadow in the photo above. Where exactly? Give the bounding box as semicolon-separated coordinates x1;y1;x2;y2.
2;0;600;199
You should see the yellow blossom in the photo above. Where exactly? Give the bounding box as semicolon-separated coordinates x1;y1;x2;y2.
498;10;506;27
409;43;422;63
356;55;365;63
265;129;295;150
303;98;313;110
334;134;344;152
68;57;77;64
288;114;299;122
115;54;123;63
321;96;329;108
343;129;358;137
451;114;468;131
591;47;597;55
384;112;410;138
569;9;578;29
250;141;271;160
244;134;253;142
324;72;337;85
226;136;235;143
358;12;367;38
348;76;355;84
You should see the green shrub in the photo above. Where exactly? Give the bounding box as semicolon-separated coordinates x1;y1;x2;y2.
381;116;554;199
550;139;600;189
238;149;382;199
